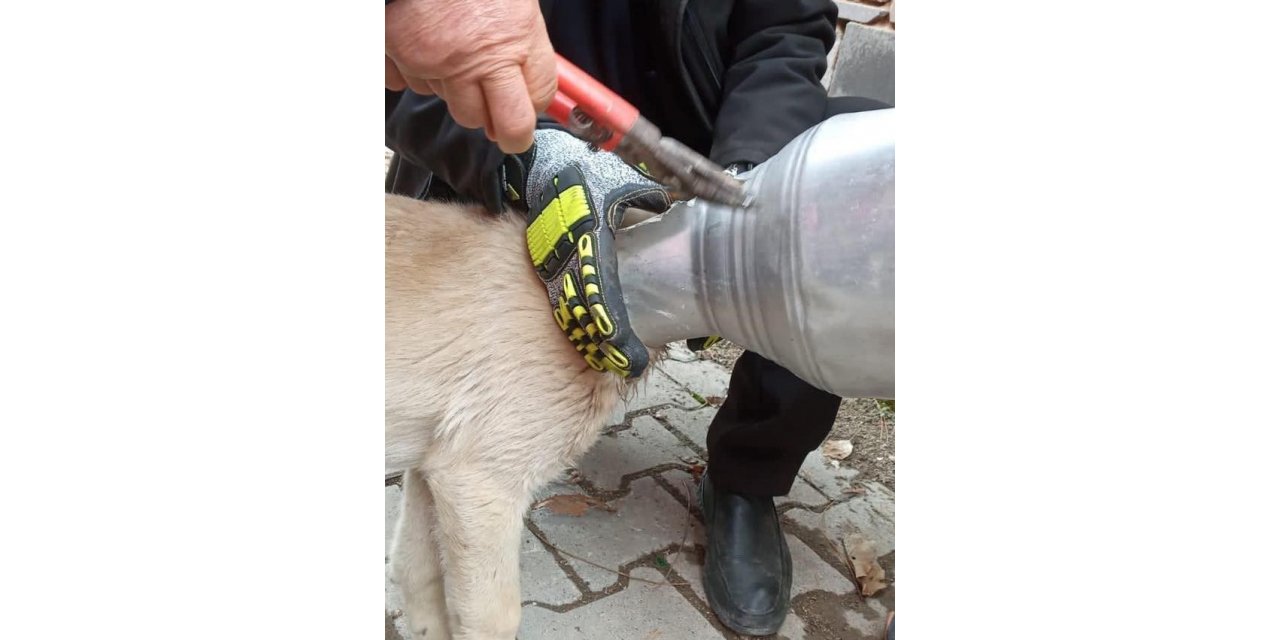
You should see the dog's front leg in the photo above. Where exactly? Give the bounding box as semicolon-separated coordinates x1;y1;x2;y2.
390;468;453;640
428;471;526;640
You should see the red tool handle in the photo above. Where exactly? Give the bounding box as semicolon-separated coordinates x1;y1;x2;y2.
546;91;577;125
550;54;639;151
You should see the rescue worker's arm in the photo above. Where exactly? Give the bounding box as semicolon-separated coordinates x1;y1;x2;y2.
386;90;515;213
710;0;836;167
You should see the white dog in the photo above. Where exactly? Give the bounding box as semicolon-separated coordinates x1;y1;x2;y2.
385;194;658;639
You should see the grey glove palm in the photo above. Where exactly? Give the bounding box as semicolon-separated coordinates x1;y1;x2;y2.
506;129;672;377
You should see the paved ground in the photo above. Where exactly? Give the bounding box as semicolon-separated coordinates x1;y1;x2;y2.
385;343;896;640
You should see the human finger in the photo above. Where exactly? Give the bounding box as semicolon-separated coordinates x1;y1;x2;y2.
439;77;488;130
405;75;436;97
482;65;536;154
523;23;558;114
385;56;408;91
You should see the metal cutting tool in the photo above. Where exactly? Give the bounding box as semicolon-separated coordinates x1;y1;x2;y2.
545;53;749;208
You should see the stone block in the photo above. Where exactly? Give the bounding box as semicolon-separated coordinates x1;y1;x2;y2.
798;447;862;499
779;477;831;509
577;416;698;492
774;613;809;640
846;599;895;638
517;568;720;639
784;481;896;558
835;0;888;24
529;476;581;505
789;532;856;595
520;526;582;605
829;22;895;106
528;477;693;591
655;406;719;452
657;469;701;507
651;358;731;401
620;368;705;413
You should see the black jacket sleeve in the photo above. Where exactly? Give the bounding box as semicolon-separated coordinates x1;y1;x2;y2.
385;90;569;213
385;90;509;212
710;0;836;167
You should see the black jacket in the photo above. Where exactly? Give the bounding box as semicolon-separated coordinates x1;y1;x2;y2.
385;0;837;211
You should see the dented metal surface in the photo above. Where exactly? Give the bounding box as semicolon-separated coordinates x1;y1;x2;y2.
615;109;895;398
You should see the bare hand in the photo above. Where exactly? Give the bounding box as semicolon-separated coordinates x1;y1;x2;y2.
385;0;557;154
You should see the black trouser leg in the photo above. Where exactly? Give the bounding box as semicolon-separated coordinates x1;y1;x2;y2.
705;95;890;497
706;352;842;496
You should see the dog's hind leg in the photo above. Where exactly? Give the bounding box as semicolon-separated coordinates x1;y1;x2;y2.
390;468;453;640
427;470;526;640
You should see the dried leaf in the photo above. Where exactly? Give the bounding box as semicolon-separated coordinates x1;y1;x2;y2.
688;463;705;484
844;535;889;596
843;485;867;497
822;439;854;462
533;494;613;517
704;395;726;407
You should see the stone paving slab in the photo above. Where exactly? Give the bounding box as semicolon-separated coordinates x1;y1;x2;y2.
622;368;706;413
520;527;581;605
604;400;629;427
577;416;697;492
650;357;732;401
779;477;831;510
528;476;692;591
829;21;895;105
517;568;722;640
655;405;718;454
834;0;888;24
529;475;582;504
846;600;896;639
784;482;896;558
798;447;863;499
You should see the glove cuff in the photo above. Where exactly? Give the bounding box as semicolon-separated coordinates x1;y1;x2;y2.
500;122;585;211
500;148;536;211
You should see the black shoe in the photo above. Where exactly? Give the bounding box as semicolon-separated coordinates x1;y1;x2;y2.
698;472;792;636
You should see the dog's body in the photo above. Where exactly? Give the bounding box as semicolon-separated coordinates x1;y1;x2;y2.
386;194;643;639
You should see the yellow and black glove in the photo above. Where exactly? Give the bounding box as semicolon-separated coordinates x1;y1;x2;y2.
504;129;672;378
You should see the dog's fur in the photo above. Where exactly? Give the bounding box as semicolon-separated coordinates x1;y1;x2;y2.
386;194;654;639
